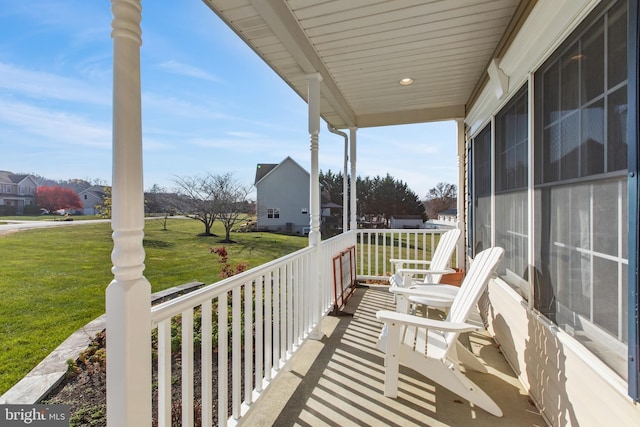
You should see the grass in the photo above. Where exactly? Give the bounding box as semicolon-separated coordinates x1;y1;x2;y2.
0;217;307;395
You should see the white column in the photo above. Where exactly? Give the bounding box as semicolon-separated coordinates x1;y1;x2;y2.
307;73;324;340
308;73;322;247
343;133;348;233
455;119;466;269
107;1;151;426
349;127;357;231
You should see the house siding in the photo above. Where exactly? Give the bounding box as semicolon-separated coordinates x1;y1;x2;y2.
0;173;37;214
466;0;640;424
255;157;310;234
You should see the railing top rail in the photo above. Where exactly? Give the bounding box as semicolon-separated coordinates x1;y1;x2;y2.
356;228;448;234
150;245;315;325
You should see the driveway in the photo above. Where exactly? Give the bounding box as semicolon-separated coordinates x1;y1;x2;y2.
0;218;112;236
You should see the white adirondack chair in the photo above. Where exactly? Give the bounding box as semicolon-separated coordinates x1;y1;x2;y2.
376;246;505;417
389;228;461;288
389;228;461;313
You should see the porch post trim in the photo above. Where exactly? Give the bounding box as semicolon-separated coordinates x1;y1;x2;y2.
107;1;152;425
308;72;322;247
455;119;465;269
349;127;357;232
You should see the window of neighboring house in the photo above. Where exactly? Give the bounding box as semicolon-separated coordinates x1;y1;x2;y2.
495;85;529;299
534;0;628;379
267;208;280;219
84;195;88;200
472;124;492;256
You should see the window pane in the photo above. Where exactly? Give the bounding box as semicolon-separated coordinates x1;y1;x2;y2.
593;257;619;336
582;20;605;103
545;124;560;182
608;0;628;87
607;87;628;171
561;44;580;114
544;61;560;124
496;190;529;298
495;87;529;297
560;112;579;179
473;125;492;255
581;100;605;176
593;179;618;255
535;178;628;378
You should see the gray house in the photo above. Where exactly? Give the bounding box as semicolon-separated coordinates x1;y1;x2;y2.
78;185;108;216
0;171;38;214
255;157;309;234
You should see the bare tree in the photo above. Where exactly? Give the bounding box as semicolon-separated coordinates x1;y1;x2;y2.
425;182;457;219
210;173;252;242
173;172;251;239
173;174;219;235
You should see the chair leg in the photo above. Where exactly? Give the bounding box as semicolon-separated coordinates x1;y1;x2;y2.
402;350;503;417
453;340;488;373
383;322;401;398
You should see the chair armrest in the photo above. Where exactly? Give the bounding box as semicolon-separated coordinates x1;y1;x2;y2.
376;310;480;333
396;267;455;276
389;286;457;299
390;258;432;269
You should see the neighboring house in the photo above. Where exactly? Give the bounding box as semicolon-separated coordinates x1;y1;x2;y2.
78;185;108;215
255;157;309;234
390;214;424;229
425;208;458;229
0;171;38;214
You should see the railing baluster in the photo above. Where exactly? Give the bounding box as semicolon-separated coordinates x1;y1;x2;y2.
181;307;194;427
255;276;264;393
287;262;293;355
273;267;280;371
244;282;253;405
280;265;287;360
232;287;241;420
157;320;171;427
201;301;213;427
265;272;272;380
218;292;228;427
367;231;372;277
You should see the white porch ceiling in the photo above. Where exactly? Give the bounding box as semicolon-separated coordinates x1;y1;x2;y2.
203;0;529;129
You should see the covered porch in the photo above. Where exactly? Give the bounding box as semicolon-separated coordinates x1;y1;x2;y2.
107;0;640;426
241;284;544;427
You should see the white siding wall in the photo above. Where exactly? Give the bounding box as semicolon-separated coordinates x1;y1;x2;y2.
467;0;640;424
256;158;310;233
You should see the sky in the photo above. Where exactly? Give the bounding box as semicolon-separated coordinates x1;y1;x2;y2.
0;1;458;200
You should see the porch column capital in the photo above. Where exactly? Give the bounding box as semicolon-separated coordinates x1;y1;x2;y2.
307;73;322;136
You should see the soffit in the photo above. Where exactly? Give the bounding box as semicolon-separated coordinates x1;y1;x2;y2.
204;0;525;129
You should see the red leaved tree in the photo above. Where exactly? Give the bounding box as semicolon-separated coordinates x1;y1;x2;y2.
36;186;82;214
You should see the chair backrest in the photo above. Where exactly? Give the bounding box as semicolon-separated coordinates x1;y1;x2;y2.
423;228;461;283
443;246;504;349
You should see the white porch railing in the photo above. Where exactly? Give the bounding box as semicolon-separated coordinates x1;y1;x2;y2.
355;228;455;281
149;231;356;426
148;228;449;426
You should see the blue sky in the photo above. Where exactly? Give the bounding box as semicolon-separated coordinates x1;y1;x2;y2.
0;1;457;199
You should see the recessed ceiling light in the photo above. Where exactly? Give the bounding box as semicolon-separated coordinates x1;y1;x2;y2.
399;77;414;86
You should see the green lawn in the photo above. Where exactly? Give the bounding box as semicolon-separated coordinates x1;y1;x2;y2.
0;218;307;395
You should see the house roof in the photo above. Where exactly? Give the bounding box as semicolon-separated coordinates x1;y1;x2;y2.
391;214;423;220
203;0;531;129
0;170;34;185
438;208;458;216
254;156;309;185
254;163;278;184
79;185;108;197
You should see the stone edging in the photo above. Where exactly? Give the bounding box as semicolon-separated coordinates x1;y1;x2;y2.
0;281;205;404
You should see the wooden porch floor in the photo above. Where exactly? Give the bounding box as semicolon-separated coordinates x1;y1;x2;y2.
241;284;546;427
